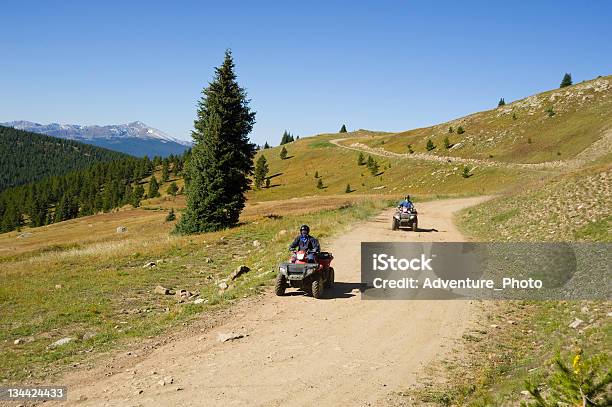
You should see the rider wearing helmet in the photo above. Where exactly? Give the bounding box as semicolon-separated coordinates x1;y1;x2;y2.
289;224;320;263
398;195;414;210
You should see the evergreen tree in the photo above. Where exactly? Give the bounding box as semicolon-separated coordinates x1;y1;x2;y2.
407;144;414;154
280;130;294;145
314;171;319;178
345;184;351;193
357;152;366;165
132;184;145;207
263;141;270;149
175;50;256;233
560;73;572;88
254;155;269;189
339;124;347;133
316;178;324;189
462;166;471;178
444;136;451;149
457;126;465;134
498;97;506;107
449;126;454;133
369;159;379;175
280;146;288;159
1;202;22;232
167;181;178;196
426;139;436;151
123;184;133;205
265;178;270;188
366;156;379;175
366;155;375;168
161;160;170;182
148;175;160;198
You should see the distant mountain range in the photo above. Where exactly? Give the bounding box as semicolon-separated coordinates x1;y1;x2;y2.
2;121;192;157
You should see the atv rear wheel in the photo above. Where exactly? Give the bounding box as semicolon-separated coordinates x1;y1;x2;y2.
311;275;324;299
275;273;287;296
325;267;335;288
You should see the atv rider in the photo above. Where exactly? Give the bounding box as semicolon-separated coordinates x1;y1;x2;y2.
398;195;414;210
289;224;320;263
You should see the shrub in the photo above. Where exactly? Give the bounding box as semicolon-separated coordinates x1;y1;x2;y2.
522;351;611;407
165;208;176;222
426;139;436;151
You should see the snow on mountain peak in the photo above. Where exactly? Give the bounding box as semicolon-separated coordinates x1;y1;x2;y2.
2;120;192;146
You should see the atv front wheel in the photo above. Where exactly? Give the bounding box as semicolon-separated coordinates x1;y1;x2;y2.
325;267;335;288
392;218;399;230
311;276;324;299
412;220;418;232
275;273;287;296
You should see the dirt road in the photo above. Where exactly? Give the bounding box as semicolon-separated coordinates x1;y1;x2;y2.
61;196;489;407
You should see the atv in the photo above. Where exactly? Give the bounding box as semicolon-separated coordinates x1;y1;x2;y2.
392;206;418;231
275;250;334;299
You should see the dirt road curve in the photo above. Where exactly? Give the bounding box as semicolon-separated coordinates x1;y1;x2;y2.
60;196;490;407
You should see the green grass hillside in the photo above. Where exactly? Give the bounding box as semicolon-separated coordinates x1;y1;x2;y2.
247;132;544;203
342;75;611;164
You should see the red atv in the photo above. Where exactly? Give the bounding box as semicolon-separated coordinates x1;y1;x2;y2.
275;250;334;299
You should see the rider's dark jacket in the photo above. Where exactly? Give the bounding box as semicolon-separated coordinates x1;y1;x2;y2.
289;235;320;253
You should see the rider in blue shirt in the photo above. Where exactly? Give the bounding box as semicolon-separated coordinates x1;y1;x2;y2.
398;195;414;210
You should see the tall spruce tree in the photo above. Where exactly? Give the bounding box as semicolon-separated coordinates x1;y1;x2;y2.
175;50;256;233
339;124;347;133
560;73;572;88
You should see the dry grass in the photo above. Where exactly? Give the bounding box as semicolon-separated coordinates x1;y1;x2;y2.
0;198;388;382
352;75;612;164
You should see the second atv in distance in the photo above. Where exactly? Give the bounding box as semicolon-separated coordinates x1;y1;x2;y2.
275;249;334;299
392;205;418;231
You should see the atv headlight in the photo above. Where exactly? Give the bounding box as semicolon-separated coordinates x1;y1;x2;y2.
410;215;415;219
279;266;287;273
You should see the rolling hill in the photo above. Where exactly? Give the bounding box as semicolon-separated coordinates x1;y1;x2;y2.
336;75;611;164
0;125;130;192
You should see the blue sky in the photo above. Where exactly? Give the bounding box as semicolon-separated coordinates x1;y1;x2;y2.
1;0;611;145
